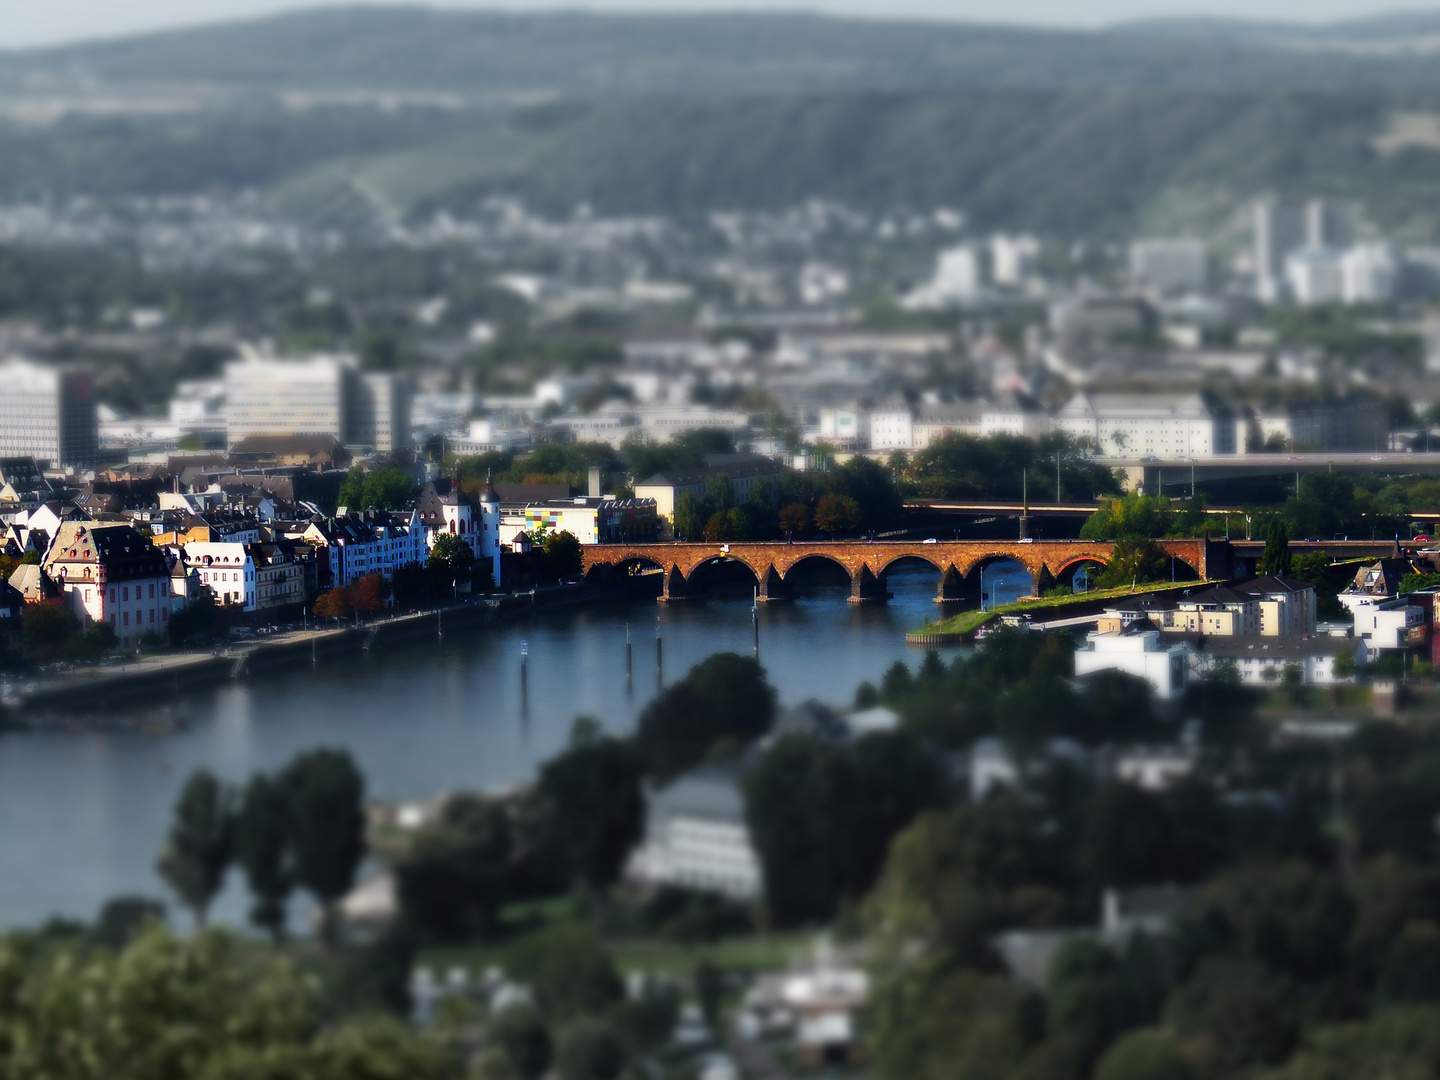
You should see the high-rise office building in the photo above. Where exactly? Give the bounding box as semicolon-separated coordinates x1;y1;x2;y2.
1254;198;1305;301
224;353;411;453
355;372;413;454
0;357;98;470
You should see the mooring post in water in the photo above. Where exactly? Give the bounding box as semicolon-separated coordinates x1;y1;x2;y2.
520;639;529;719
437;608;442;641
625;623;633;689
656;614;663;690
752;587;759;659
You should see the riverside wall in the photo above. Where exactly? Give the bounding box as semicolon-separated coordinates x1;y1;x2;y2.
6;582;615;719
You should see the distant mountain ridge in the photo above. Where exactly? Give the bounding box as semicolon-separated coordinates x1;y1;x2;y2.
6;5;1440;97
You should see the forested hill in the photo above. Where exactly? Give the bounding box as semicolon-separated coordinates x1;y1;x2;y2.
4;8;1440;238
8;6;1440;97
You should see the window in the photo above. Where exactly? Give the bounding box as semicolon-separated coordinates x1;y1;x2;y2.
149;610;155;624
123;612;130;627
123;587;129;602
109;588;115;602
149;584;155;599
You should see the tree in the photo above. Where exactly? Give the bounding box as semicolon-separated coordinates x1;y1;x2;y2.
814;492;861;534
1166;958;1299;1072
555;1018;626;1080
280;748;367;944
337;464;366;508
352;573;387;615
492;1002;553;1080
636;653;778;781
1080;781;1175;889
21;604;79;661
157;769;235;928
314;586;353;621
508;925;625;1024
542;530;583;580
1081;493;1173;540
778;502;811;536
745;735;854;925
236;773;292;942
1095;536;1169;589
362;467;416;511
395;794;512;942
429;532;475;592
1093;1030;1195;1080
534;727;644;899
0;927;460;1079
672;492;704;539
702;511;729;542
1259;518;1292;576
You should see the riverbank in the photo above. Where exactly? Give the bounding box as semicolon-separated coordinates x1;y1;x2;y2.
906;580;1215;645
4;581;624;722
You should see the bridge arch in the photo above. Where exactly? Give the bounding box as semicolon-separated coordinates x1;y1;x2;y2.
779;552;857;592
684;555;763;598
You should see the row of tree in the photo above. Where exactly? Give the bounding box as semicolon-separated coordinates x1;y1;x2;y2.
157;748;366;941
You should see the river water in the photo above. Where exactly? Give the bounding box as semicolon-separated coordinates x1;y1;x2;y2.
0;560;1033;930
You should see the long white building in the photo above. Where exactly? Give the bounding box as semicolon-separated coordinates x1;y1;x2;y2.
1055;392;1235;460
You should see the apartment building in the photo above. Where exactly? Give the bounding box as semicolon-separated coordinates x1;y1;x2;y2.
42;522;173;649
0;358;98;470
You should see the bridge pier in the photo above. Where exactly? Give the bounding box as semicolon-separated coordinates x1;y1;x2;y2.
757;565;794;603
657;565;702;604
934;564;968;604
849;566;890;604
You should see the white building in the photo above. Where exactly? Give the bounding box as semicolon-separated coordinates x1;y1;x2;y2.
1073;629;1192;700
224;353;410;452
1286;249;1345;306
866;399;915;452
1353;599;1427;655
42;522;174;649
1130;239;1209;294
1055;392;1235;459
1341;244;1399;305
991;234;1041;287
183;542;256;609
225;353;356;448
0;357;98;470
1197;635;1368;685
629;765;763;900
297;509;432;592
904;245;980;309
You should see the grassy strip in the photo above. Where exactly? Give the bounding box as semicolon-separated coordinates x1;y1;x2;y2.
914;580;1215;637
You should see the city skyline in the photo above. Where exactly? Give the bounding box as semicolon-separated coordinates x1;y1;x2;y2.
5;0;1440;49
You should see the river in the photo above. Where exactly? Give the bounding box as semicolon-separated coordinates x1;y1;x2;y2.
0;559;1034;930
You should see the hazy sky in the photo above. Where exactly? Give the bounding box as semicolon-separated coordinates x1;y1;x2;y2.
4;0;1439;49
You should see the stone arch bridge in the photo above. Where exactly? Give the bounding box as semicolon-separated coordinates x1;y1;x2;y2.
581;539;1219;603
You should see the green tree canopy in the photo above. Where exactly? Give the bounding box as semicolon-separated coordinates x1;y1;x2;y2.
156;769;235;928
236;773;292;941
636;653;777;781
279;748;367;943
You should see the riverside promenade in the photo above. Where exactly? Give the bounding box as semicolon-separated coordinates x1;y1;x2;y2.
4;583;598;719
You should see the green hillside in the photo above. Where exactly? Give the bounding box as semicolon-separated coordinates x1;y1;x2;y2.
8;6;1440;98
3;86;1440;240
3;9;1440;238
